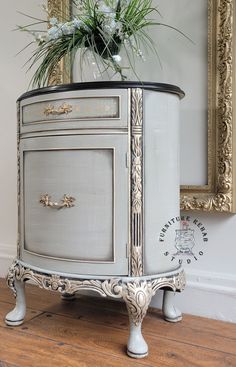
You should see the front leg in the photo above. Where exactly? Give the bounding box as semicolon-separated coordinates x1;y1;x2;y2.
5;279;26;326
162;289;182;322
122;281;153;358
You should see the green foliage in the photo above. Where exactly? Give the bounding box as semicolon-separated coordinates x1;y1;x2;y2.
17;0;189;88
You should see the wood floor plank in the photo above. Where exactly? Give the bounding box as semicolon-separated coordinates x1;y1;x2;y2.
6;311;235;367
0;328;150;367
1;278;236;357
20;281;236;340
143;313;236;356
53;301;236;356
167;311;236;340
30;295;236;356
0;362;19;367
1;279;236;366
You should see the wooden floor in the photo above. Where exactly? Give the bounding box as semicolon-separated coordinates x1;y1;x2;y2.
0;279;235;367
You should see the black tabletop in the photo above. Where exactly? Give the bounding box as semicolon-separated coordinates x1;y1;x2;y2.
18;81;185;101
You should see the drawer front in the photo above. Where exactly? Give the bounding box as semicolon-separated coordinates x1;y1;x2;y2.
20;135;129;276
20;89;128;133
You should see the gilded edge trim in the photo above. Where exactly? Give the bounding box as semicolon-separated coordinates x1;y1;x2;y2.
130;89;144;277
180;0;235;212
7;260;185;325
47;0;71;85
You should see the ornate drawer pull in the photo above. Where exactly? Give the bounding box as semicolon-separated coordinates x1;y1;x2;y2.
39;194;76;209
44;102;73;116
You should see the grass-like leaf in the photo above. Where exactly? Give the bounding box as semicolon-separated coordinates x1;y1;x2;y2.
18;0;190;87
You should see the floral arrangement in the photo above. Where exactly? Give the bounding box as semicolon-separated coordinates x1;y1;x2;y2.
18;0;187;87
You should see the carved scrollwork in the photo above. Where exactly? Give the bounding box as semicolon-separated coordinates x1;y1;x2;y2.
180;192;232;212
151;269;186;294
180;0;234;212
216;0;233;205
122;269;185;326
130;89;144;276
8;260;123;298
7;260;185;323
122;281;154;326
6;261;18;297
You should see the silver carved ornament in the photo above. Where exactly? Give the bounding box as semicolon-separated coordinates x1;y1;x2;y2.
7;260;185;326
130;89;144;277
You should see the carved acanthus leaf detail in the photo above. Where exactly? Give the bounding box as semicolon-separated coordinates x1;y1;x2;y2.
122;281;154;326
130;89;143;276
122;269;186;326
131;247;143;278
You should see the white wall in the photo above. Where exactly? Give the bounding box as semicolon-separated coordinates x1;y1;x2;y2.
0;0;44;273
0;1;235;323
152;212;236;323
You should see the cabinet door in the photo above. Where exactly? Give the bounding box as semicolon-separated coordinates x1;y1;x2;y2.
20;135;128;276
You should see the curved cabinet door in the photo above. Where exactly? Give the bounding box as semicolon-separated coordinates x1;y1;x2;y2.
20;135;129;276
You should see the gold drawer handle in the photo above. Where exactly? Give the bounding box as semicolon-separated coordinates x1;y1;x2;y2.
44;102;73;116
39;194;76;210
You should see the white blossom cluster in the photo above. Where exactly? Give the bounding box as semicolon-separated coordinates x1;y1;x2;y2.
32;0;144;62
97;2;123;37
32;16;89;45
47;17;89;40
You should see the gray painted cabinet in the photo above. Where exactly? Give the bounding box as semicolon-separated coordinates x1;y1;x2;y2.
6;82;185;359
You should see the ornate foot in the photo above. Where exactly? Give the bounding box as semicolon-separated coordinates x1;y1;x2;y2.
5;279;26;326
162;290;182;322
61;293;76;301
127;321;148;358
122;281;153;358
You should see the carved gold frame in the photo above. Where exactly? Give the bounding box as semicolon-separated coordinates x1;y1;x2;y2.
47;0;236;212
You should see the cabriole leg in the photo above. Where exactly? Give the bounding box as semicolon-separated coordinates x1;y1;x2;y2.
5;279;26;326
162;289;182;322
123;281;153;358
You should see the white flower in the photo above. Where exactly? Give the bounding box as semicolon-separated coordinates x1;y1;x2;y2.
98;3;112;14
49;17;58;26
47;26;61;40
112;54;122;63
103;18;117;33
73;18;82;29
61;22;75;35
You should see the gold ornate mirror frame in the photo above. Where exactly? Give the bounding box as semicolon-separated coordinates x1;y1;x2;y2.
47;0;236;213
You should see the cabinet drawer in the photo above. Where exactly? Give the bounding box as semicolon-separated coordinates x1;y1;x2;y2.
20;89;128;133
20;135;129;276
